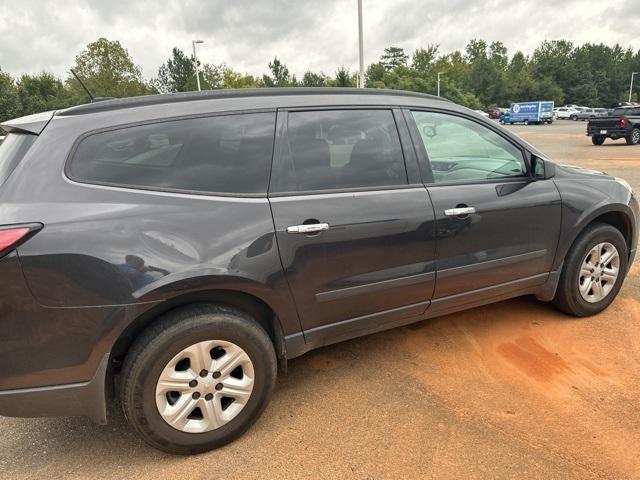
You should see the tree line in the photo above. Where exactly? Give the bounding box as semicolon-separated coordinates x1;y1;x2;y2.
1;37;639;123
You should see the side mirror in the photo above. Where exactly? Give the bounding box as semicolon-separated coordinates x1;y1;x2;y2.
530;155;555;179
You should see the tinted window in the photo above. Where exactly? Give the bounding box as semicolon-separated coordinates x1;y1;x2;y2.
272;110;406;192
69;113;276;194
411;111;526;183
0;133;36;187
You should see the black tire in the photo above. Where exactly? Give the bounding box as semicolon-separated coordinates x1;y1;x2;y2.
121;304;277;454
591;135;605;145
552;223;628;317
524;119;529;125
625;127;640;145
571;114;578;121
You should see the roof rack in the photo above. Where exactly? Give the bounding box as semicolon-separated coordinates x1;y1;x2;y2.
56;87;448;116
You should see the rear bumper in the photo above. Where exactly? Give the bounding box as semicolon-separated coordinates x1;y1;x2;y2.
587;127;628;138
0;353;109;424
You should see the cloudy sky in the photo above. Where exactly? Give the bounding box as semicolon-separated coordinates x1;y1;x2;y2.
0;0;638;81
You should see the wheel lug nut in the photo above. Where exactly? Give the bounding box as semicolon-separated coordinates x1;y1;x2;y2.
189;380;198;388
215;383;223;391
205;393;213;401
212;371;221;379
192;392;201;399
199;369;208;377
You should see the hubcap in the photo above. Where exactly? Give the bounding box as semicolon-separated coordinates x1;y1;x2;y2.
578;242;620;303
633;130;640;143
155;340;254;433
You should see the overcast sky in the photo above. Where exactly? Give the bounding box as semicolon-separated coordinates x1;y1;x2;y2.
0;0;638;81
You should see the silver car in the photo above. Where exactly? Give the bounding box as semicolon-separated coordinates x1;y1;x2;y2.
576;108;608;121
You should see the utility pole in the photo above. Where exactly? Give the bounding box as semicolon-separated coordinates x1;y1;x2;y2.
192;40;204;91
358;0;364;88
437;72;443;97
629;72;638;103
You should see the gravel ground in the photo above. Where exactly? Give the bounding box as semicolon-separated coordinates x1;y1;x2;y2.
1;119;639;480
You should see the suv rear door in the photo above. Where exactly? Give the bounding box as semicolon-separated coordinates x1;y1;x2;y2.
269;108;437;347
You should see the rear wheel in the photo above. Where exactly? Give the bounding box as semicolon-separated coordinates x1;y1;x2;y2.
571;114;578;121
625;127;640;145
121;305;277;454
524;119;529;125
591;135;605;145
552;223;628;317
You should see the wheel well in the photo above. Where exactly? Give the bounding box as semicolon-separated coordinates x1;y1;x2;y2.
110;290;286;372
589;211;633;255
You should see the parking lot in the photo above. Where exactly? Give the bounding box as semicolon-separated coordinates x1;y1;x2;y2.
0;119;638;480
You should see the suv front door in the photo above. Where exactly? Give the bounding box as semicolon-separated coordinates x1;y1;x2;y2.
269;108;437;348
406;110;561;313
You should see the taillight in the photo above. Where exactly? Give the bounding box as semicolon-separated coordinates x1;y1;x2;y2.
0;224;42;257
620;116;628;128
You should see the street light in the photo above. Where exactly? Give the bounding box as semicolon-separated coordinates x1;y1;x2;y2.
192;40;204;91
437;72;444;97
357;0;364;88
629;72;639;103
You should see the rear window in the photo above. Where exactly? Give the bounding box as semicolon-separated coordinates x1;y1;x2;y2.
68;112;276;195
0;133;37;187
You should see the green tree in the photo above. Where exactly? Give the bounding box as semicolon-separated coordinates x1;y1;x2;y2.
262;57;296;87
331;67;355;87
412;45;439;73
301;71;327;87
17;72;70;115
0;68;21;122
381;47;409;71
221;68;261;88
154;47;197;93
66;37;152;102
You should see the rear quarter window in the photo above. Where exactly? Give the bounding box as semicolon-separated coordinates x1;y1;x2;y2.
68;112;276;195
0;133;37;187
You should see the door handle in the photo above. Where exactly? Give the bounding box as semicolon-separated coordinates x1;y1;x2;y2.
444;207;476;217
287;223;330;234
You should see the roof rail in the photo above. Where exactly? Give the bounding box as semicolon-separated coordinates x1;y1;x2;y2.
56;87;449;116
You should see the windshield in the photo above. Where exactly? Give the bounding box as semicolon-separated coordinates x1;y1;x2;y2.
0;133;37;187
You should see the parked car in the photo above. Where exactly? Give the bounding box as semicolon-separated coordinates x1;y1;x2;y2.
554;107;580;120
0;88;637;454
576;108;608;121
587;106;640;145
474;109;490;118
486;108;501;119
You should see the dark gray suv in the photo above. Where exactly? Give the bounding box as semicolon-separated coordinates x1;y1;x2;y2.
0;88;637;454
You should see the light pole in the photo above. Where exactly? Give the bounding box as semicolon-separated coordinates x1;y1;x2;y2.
437;72;443;97
192;40;204;91
357;0;364;88
629;72;639;103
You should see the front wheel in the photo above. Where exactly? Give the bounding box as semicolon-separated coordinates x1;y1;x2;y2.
571;114;578;121
591;135;605;145
524;119;529;125
121;305;277;454
552;223;628;317
625;127;640;145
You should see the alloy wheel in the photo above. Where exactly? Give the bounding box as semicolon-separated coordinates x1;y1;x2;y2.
578;242;620;303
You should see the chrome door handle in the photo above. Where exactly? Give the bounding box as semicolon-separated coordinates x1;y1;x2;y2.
444;207;476;216
287;223;330;234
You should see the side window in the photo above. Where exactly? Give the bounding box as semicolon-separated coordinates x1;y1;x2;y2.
69;112;276;194
271;110;407;193
411;111;527;183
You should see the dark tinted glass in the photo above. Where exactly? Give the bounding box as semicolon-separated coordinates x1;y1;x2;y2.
69;113;276;194
0;133;36;187
272;110;406;192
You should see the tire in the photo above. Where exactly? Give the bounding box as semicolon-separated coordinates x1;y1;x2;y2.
552;223;628;317
524;119;529;125
591;135;605;145
625;127;640;145
121;304;277;454
571;114;578;121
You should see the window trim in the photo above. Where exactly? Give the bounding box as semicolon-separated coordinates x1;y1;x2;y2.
63;108;277;198
403;107;533;187
268;106;412;196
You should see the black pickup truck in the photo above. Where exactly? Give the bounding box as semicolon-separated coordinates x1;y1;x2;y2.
587;106;640;145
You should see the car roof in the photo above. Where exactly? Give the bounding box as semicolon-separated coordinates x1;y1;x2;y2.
56;87;450;117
